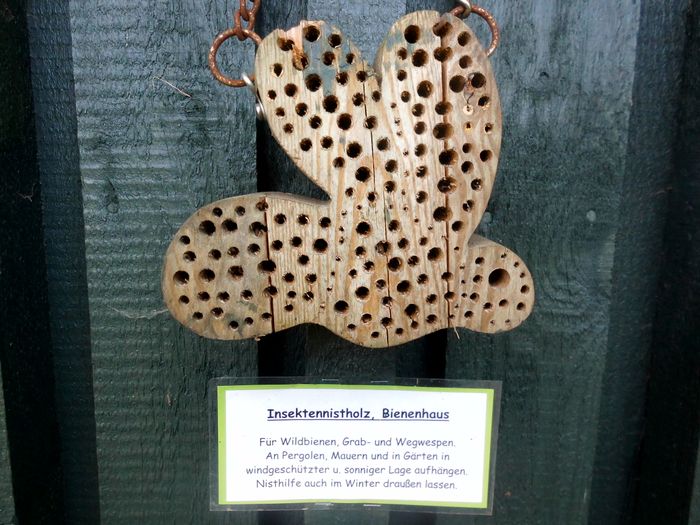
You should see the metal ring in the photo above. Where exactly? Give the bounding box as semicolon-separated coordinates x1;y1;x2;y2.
450;3;500;57
241;72;266;121
208;27;262;88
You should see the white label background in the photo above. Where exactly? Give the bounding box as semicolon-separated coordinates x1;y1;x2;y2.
220;386;493;507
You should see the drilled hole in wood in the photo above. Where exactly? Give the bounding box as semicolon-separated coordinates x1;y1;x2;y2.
355;286;370;300
433;123;454;140
407;255;420;266
433;206;451;221
404;24;421;43
521;285;530;294
473;275;483;284
322;95;339;113
385;181;396;192
361;313;373;323
464;311;473;319
480;150;492;162
367;192;377;203
258;260;276;274
346;53;356;64
304;73;323;92
296;103;308;116
352;93;365;106
439;150;457;165
277;37;293;51
388;257;402;271
323;52;335;66
401;91;411;103
435;102;453;116
250;222;267;236
295;214;309;226
449;75;466;93
380;317;392;328
275;108;285;118
376;241;390;255
426;314;438;324
337;113;353;130
416;191;428;204
272;240;283;251
290;237;302;248
412;49;428;67
457;31;470;46
470;72;486;88
247;243;260;255
313;239;328;253
336;72;349;86
397;69;407;81
303;25;320;42
192;312;203;320
398;47;408;60
240;289;253;301
320;217;331;228
354;117;373;133
309;116;322;129
442;271;453;281
355;246;367;257
228;246;239;257
274;214;287;225
283;123;294;134
199;220;216;236
282;273;295;283
284;84;298;97
414;122;427;135
300;138;312;151
427;247;443;261
451;221;464;232
438;177;457;194
183;251;196;262
327;33;342;47
356;222;371;235
412;104;426;118
417;81;433;98
414;144;427;157
363;261;375;272
228;266;243;280
267;90;277;100
517;302;525;311
179;295;190;304
197;291;210;302
394;280;410;294
244;317;254;325
434;47;453;62
355;167;371;183
179;235;190;245
415;166;428;178
347;142;362;158
478;96;491;108
235;207;245;216
458;55;472;69
356;70;367;82
333;157;345;169
388;220;400;232
173;271;190;285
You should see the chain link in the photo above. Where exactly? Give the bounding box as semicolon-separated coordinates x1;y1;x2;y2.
209;0;262;87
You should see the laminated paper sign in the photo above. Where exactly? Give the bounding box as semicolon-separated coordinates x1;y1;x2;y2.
211;380;501;513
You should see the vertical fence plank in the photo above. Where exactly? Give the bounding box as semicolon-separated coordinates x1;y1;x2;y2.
69;0;258;522
632;2;700;524
435;0;682;523
0;365;15;525
26;0;100;522
1;1;64;522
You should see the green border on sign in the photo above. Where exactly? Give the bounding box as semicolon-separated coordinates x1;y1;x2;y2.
216;383;495;509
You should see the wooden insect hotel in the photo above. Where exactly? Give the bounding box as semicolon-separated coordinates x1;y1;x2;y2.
162;10;535;347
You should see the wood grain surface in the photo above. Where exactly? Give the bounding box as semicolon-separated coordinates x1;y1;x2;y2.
69;0;259;522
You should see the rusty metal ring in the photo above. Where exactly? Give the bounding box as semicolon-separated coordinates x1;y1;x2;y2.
450;4;500;57
208;27;262;88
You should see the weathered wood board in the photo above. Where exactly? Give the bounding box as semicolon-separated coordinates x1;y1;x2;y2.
0;365;15;525
69;0;259;522
26;0;101;522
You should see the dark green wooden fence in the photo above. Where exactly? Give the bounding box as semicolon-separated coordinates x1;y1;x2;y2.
1;0;699;523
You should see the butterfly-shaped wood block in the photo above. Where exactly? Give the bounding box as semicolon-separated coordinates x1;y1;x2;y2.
162;10;535;347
